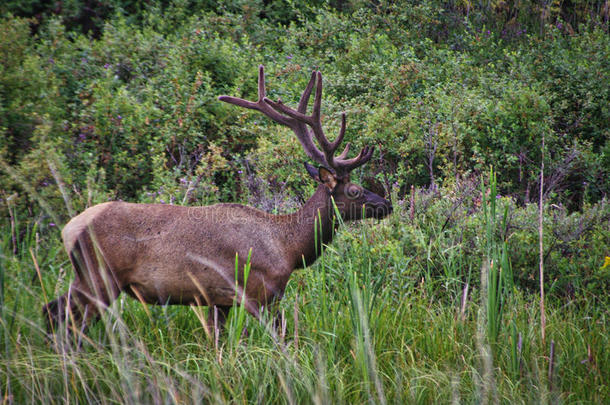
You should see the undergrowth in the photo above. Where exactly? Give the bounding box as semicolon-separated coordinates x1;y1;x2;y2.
0;180;608;404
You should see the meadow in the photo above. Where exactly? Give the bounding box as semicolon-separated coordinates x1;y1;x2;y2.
1;1;609;403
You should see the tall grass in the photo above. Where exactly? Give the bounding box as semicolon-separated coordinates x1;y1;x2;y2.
481;169;513;345
0;178;608;403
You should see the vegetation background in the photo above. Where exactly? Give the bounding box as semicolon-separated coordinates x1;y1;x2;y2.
0;0;608;403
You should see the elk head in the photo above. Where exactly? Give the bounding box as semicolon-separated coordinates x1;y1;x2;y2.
303;163;391;220
219;66;392;222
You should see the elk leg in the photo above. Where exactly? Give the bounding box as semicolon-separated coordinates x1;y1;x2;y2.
44;233;120;334
205;305;231;337
270;300;285;332
266;287;287;331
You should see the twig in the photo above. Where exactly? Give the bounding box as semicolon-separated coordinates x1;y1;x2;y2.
47;158;74;217
4;193;17;255
293;294;299;350
460;282;469;321
409;185;415;223
182;171;207;205
539;133;546;343
548;340;556;392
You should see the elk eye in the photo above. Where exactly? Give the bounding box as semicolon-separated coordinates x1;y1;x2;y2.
345;184;362;199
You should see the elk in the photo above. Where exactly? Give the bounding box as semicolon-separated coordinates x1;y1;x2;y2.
43;65;392;336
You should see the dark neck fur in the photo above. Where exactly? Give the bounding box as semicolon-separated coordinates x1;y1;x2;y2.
281;185;337;269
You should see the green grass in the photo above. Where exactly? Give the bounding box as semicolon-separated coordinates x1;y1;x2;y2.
0;194;608;404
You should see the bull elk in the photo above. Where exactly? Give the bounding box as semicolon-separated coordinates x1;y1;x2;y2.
43;65;392;336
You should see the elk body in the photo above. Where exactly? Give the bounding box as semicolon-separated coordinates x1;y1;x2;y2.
43;66;392;335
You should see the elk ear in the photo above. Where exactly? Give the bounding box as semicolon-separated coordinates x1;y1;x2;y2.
304;162;319;180
318;167;338;190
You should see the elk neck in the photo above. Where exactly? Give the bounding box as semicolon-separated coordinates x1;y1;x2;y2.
279;184;337;269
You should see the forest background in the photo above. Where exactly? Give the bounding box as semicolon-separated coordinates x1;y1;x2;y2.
0;0;609;403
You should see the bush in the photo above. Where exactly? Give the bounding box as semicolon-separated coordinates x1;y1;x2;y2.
0;1;608;296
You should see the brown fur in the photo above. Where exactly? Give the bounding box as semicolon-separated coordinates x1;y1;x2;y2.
44;66;393;336
43;175;391;334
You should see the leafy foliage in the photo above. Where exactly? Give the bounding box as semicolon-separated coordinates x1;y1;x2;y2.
0;2;608;402
1;1;608;211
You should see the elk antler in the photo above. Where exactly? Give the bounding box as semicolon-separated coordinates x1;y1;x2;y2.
218;65;374;177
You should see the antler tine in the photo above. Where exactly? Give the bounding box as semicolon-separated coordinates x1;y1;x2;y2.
221;66;375;176
337;142;351;160
336;145;375;173
258;64;266;100
330;113;346;151
265;71;340;160
298;70;316;113
218;66;290;126
264;98;310;123
312;71;323;121
309;71;335;154
219;66;328;167
265;70;375;176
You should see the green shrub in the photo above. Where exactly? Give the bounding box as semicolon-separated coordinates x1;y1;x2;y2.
1;1;608;293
